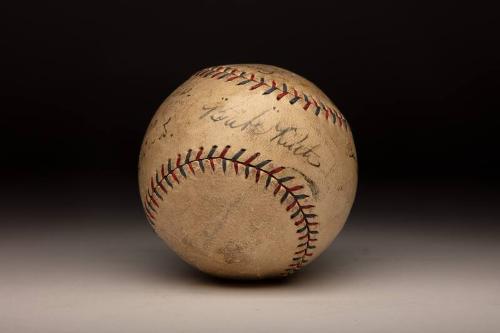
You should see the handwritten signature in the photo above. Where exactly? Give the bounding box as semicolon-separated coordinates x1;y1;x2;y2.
200;105;321;167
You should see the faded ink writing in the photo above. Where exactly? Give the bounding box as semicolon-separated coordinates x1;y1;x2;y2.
200;105;271;134
270;124;320;167
199;105;321;167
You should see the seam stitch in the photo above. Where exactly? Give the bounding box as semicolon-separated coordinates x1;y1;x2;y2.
142;145;319;276
194;66;349;130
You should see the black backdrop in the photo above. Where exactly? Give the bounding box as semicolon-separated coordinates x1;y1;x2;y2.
3;1;499;205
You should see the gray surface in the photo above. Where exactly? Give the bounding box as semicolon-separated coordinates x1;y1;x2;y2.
1;188;499;333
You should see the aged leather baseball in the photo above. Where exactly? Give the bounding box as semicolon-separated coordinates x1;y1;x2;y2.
139;64;357;279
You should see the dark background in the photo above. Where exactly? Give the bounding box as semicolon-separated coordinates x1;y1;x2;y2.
2;0;499;219
1;2;499;331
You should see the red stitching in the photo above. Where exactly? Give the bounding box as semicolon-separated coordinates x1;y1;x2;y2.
276;90;289;100
243;152;260;165
273;184;281;195
286;200;298;211
158;178;168;194
288;185;304;192
294;217;305;226
142;146;319;276
219;145;231;158
255;169;261;183
143;203;156;224
303;96;312;111
187;162;195;175
298;234;309;240
171;171;179;184
149;195;159;208
269;166;285;174
196;147;204;159
226;75;239;81
195;66;349;130
250;81;266;90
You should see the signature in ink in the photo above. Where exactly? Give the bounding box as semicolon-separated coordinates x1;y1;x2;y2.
270;124;320;167
199;104;321;167
200;105;271;135
142;117;172;150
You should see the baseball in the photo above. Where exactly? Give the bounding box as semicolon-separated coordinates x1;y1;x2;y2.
138;64;357;279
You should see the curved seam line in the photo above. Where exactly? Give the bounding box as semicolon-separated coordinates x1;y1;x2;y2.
142;146;319;275
194;65;349;131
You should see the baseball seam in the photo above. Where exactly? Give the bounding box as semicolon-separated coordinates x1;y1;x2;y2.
194;66;348;130
142;145;319;275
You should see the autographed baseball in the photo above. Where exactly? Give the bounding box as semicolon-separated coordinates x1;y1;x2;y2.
139;64;357;279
